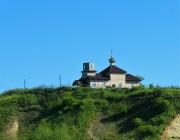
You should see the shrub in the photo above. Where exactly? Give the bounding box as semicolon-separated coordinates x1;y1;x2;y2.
149;84;154;90
0;107;14;131
29;122;72;140
137;125;156;137
173;100;180;113
53;123;72;140
132;118;144;127
152;97;171;114
108;103;129;115
78;99;95;129
18;94;37;107
94;99;109;113
62;97;79;112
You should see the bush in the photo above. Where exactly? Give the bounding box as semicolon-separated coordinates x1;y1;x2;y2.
137;125;156;137
78;99;95;129
94;99;109;113
29;121;72;140
53;123;72;140
18;94;37;107
149;84;155;90
132;118;144;127
62;97;79;112
152;97;171;114
108;103;129;115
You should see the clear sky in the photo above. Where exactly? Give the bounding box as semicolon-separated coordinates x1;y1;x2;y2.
0;0;179;93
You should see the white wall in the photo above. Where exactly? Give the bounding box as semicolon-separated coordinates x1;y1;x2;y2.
126;82;140;88
90;81;108;88
105;74;126;88
89;74;140;89
82;72;96;78
87;73;96;77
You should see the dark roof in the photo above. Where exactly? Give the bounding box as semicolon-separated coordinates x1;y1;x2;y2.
100;65;127;74
87;73;110;80
73;78;88;86
126;74;141;81
73;80;82;86
73;73;110;86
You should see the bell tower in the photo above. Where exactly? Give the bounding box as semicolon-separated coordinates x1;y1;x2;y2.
82;62;96;78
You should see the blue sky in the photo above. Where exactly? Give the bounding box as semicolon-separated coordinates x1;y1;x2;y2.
0;0;179;93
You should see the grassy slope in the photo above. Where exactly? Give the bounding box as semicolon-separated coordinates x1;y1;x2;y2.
0;87;179;140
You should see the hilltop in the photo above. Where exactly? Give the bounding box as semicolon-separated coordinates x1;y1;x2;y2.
0;87;180;140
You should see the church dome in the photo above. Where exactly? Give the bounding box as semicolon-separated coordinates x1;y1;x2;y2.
109;57;116;63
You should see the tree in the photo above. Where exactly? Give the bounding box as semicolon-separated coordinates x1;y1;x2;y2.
149;84;154;89
136;76;144;81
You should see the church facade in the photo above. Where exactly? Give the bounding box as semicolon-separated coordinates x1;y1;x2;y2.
73;56;141;88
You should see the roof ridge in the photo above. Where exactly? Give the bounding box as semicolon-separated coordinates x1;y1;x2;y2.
100;65;126;74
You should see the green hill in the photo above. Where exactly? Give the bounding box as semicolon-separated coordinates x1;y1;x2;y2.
0;87;180;140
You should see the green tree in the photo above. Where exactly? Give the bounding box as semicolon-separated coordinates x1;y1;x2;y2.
149;84;154;90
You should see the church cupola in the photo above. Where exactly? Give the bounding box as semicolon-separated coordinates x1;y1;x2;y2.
109;50;116;65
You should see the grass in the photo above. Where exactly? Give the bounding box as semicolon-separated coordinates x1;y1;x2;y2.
0;86;179;140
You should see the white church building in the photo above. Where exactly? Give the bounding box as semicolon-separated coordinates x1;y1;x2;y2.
73;55;141;88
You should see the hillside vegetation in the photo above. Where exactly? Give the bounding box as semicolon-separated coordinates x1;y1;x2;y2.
0;86;180;140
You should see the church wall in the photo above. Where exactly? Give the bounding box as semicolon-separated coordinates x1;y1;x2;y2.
90;80;109;88
89;79;140;89
125;82;140;88
87;73;96;77
105;74;126;88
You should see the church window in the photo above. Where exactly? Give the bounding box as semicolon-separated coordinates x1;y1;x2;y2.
118;83;122;88
90;63;93;70
102;82;106;88
91;82;96;88
131;83;134;88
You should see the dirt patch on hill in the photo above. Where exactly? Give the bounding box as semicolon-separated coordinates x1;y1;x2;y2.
2;118;19;140
88;113;119;140
161;114;180;140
